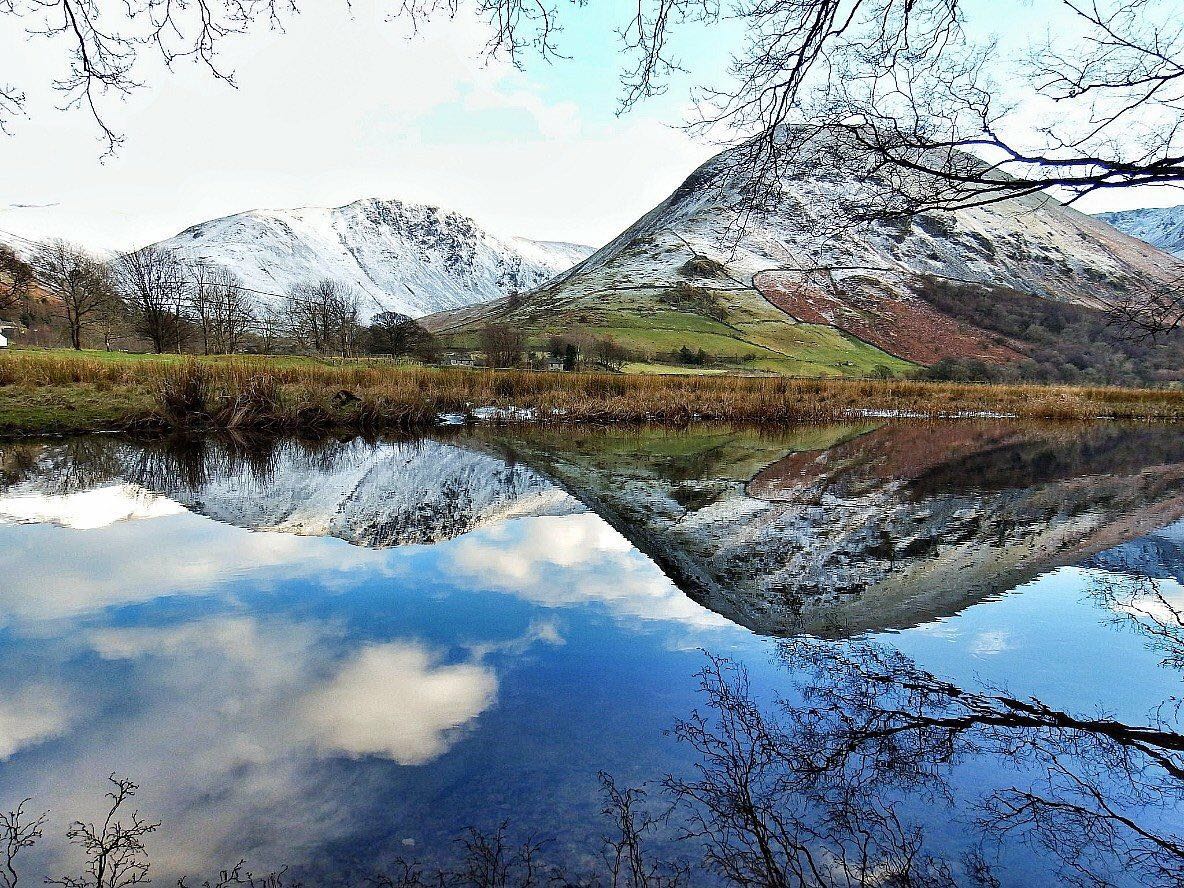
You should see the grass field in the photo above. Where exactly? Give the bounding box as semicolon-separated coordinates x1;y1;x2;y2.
436;285;918;378
1;348;1184;436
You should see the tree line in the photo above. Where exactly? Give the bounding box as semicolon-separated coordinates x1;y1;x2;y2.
0;239;438;360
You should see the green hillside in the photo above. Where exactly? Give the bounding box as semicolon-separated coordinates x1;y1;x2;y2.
430;282;915;377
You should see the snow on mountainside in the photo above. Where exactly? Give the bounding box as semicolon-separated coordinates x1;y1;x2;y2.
426;128;1182;372
544;130;1177;309
131;438;585;547
1096;205;1184;258
149;198;594;319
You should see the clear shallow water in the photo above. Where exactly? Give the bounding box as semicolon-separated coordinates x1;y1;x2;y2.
0;422;1181;886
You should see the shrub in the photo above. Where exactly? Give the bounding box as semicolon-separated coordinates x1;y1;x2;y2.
680;256;728;278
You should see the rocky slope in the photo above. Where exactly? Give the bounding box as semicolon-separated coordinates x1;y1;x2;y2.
0;437;583;547
425;129;1183;377
149;198;593;320
6;426;1184;637
474;422;1184;637
1096;205;1184;258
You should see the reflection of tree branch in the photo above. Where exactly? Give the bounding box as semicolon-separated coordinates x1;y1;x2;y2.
663;655;974;887
763;640;1184;888
1090;566;1184;672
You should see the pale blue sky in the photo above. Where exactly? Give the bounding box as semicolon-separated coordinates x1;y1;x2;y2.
0;0;1173;253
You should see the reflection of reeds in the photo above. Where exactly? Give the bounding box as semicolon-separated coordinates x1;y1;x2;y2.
4;350;1184;433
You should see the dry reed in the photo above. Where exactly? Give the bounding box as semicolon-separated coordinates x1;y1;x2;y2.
2;350;1184;435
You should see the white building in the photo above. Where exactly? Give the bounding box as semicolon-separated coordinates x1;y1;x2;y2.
0;330;7;348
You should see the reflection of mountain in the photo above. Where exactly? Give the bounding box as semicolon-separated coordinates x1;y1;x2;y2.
1087;520;1184;584
145;438;584;547
472;423;1184;637
8;424;1184;638
3;437;583;548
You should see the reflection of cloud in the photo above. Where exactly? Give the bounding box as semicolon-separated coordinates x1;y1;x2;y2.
969;630;1011;656
9;610;539;876
0;484;185;529
913;623;960;639
0;686;72;760
449;514;733;631
0;515;392;628
301;643;498;765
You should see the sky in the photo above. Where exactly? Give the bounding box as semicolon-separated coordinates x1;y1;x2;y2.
0;0;1178;254
0;1;730;253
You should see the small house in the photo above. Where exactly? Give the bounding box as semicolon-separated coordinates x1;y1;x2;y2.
443;351;476;367
0;324;11;348
546;356;566;372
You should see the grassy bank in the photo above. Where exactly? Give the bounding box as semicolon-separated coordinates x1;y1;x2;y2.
2;349;1184;436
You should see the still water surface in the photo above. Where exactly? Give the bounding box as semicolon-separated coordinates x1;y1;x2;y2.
0;421;1182;886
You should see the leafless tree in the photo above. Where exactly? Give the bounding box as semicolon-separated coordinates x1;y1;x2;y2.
113;246;189;353
283;279;361;356
0;245;33;321
593;336;629;372
253;306;286;354
47;775;159;888
28;239;114;349
0;0;306;154
367;311;436;360
3;0;1181;214
480;322;526;368
7;1;1182;226
664;654;971;888
188;263;255;354
738;639;1184;888
1090;566;1184;673
1;800;47;888
599;775;689;888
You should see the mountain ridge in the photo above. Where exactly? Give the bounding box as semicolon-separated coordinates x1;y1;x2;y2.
149;196;595;320
1096;205;1184;258
424;129;1184;380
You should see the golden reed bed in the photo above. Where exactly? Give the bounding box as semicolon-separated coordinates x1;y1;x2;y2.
1;350;1183;435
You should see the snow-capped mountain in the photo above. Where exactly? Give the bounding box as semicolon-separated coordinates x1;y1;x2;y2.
485;422;1184;637
148;197;594;319
1;437;584;548
546;130;1175;307
1096;205;1184;258
426;128;1181;371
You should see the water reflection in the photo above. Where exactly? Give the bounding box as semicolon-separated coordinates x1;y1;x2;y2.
470;422;1184;636
0;422;1183;886
10;422;1184;637
663;639;1184;888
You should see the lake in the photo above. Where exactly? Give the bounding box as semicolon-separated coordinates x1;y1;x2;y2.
0;421;1182;887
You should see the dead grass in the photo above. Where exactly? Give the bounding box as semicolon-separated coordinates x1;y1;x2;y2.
1;349;1184;436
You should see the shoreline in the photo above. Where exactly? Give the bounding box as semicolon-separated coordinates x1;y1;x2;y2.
2;349;1184;438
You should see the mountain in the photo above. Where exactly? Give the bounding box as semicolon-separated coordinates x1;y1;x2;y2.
148;198;594;319
0;437;583;547
424;129;1184;380
1096;205;1184;258
8;424;1184;638
472;422;1184;637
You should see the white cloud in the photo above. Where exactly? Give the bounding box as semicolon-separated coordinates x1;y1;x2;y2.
0;484;186;530
300;643;498;765
0;686;72;760
450;514;734;631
